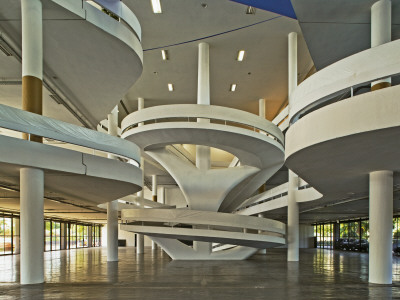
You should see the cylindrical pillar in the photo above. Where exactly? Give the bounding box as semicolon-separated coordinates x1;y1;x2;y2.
20;168;44;284
371;0;391;90
22;0;43;143
137;156;145;254
197;43;210;106
288;171;299;261
287;32;299;262
138;97;144;127
20;0;44;285
196;42;211;172
137;233;144;254
160;187;166;205
152;175;158;202
107;106;118;159
107;201;118;261
288;32;298;100
194;42;211;254
151;175;158;250
369;170;393;284
259;99;266;119
107;106;119;262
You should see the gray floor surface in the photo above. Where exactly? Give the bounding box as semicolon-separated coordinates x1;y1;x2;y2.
1;247;400;299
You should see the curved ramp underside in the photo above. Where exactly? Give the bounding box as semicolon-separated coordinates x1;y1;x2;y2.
0;0;143;127
0;134;142;206
286;85;400;201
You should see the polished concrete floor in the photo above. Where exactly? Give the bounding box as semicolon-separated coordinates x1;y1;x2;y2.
1;247;400;299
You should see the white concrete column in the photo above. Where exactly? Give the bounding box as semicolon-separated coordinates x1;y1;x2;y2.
137;156;145;254
22;0;42;80
287;171;299;261
259;99;266;119
20;168;44;284
287;32;299;262
151;175;158;250
288;32;298;100
152;175;158;202
194;42;211;254
138;97;144;127
107;106;119;262
258;213;266;254
137;233;144;254
20;0;44;285
107;201;118;261
196;42;211;172
371;0;391;89
160;187;166;205
369;170;393;284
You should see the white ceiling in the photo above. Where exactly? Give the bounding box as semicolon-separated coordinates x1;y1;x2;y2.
120;0;313;121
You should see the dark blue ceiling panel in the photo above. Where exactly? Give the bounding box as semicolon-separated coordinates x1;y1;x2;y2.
230;0;297;19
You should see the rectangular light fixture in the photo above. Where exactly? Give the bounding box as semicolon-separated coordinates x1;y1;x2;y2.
161;49;168;60
237;50;245;61
151;0;162;13
246;6;256;15
168;83;174;91
230;84;237;92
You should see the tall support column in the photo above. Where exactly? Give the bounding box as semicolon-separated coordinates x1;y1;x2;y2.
22;0;43;143
152;175;158;202
259;99;266;119
151;175;158;250
288;171;299;261
160;187;166;205
138;97;144;127
371;0;391;90
287;32;299;262
20;0;44;285
196;42;211;172
369;171;393;284
194;42;211;254
107;106;119;262
20;168;44;284
137;157;145;254
60;223;67;250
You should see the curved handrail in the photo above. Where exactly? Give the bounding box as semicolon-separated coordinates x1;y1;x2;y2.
290;39;400;123
0;104;141;164
121;209;286;235
89;0;142;41
121;104;285;146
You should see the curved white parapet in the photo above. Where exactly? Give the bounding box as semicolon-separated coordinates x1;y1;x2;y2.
121;104;285;259
121;224;285;249
144;237;259;260
0;0;144;126
122;104;285;213
121;209;286;235
0;104;140;164
286;84;400;199
90;0;142;40
290;39;400;123
121;104;284;146
0;134;142;205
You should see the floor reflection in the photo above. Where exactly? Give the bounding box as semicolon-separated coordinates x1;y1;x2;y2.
0;248;400;299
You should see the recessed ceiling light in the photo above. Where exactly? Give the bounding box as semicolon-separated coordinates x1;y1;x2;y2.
230;84;237;92
246;6;256;15
161;49;168;60
237;50;245;61
168;83;174;91
151;0;162;13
